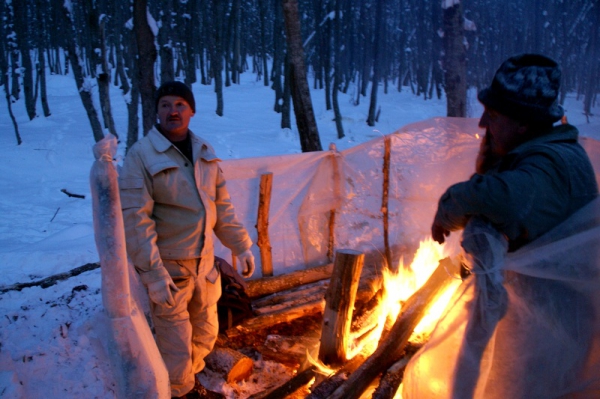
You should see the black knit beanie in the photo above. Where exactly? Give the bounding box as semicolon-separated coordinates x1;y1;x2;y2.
155;81;196;113
477;54;564;123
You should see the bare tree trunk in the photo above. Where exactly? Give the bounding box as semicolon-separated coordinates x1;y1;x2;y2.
133;0;157;136
62;4;104;142
13;0;36;120
258;0;269;87
37;51;51;117
126;42;140;153
230;0;242;84
98;17;118;138
212;0;224;116
281;52;292;129
282;0;322;152
583;2;600;121
443;2;466;117
158;0;175;84
36;4;51;117
367;0;384;127
0;42;22;145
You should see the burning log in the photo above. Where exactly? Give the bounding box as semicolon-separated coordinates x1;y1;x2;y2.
318;249;365;366
327;257;459;399
246;263;334;299
204;347;253;383
371;344;421;399
305;352;368;399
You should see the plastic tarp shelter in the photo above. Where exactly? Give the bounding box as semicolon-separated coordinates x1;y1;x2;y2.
216;117;600;398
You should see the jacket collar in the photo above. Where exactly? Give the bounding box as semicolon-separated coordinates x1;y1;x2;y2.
510;123;579;156
147;126;220;162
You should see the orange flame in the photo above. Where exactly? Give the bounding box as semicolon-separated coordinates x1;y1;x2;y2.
309;237;461;387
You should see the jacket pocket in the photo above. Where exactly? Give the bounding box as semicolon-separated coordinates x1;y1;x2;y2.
119;177;144;209
205;264;222;306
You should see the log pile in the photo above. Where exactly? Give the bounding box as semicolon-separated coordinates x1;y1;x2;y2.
225;262;381;338
247;255;460;399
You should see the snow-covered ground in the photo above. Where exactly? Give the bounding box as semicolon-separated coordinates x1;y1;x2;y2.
0;69;598;398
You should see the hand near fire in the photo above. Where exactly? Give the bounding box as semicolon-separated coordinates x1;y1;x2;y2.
432;222;450;244
237;249;255;278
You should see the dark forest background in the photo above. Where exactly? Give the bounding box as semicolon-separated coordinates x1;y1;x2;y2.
2;0;599;151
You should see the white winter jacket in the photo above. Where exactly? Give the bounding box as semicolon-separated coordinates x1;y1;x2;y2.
119;127;252;285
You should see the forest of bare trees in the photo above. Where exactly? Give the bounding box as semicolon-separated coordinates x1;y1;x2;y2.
2;0;599;151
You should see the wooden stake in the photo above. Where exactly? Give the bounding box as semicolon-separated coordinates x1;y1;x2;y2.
318;249;365;366
328;209;336;262
256;172;274;276
328;257;458;399
382;135;392;271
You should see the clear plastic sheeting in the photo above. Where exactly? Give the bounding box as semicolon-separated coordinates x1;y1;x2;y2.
216;117;481;275
402;197;600;398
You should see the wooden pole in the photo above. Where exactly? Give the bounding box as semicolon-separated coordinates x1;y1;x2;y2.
318;249;365;366
328;257;458;399
382;135;393;271
256;172;274;276
327;143;338;262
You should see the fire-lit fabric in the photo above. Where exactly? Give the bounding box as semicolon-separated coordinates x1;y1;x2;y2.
402;198;600;398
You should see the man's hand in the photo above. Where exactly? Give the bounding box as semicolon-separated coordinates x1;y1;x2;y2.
147;275;179;307
237;249;255;278
431;222;450;244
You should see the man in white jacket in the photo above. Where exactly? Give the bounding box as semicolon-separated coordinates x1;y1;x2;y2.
119;81;255;398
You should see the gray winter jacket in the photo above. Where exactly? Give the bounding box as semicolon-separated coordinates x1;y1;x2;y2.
119;127;252;284
434;123;598;251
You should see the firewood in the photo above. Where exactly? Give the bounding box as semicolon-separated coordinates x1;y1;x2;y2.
226;270;382;338
204;347;253;383
327;257;459;399
259;334;320;368
251;279;328;309
256;172;274;276
371;353;411;399
305;352;368;399
246;263;334;298
319;249;365;366
225;299;326;338
248;366;317;399
253;291;326;315
350;288;383;338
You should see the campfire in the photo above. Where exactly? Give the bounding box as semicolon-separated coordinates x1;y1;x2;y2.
220;238;463;399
